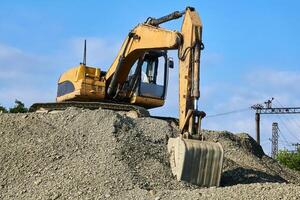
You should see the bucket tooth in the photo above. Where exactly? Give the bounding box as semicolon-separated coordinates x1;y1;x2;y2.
167;137;224;187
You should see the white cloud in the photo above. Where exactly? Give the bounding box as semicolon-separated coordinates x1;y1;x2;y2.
0;38;121;108
202;51;224;67
0;44;23;59
247;69;300;91
67;37;122;70
0;44;55;107
200;68;300;154
0;87;55;108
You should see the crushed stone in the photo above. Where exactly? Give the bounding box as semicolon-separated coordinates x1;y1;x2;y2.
0;108;299;199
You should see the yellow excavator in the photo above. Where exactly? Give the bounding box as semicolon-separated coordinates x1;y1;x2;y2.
30;7;223;187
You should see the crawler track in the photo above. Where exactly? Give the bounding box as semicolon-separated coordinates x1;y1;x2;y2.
29;101;150;117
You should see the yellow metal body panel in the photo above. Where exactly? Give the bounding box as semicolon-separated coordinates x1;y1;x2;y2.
105;24;181;83
178;9;203;131
56;64;105;102
58;64;102;83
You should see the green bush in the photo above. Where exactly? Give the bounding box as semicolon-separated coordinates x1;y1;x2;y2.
9;100;28;113
276;149;300;171
0;104;8;113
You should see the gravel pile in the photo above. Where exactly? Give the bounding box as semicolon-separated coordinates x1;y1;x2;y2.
0;108;299;199
203;130;300;186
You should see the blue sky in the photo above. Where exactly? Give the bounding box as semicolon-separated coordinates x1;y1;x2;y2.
1;0;300;154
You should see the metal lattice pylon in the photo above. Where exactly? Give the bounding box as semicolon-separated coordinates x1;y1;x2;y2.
271;122;279;158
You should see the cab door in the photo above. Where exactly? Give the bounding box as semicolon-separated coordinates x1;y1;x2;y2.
129;51;170;108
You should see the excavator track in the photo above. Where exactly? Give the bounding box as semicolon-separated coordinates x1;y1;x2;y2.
29;101;150;117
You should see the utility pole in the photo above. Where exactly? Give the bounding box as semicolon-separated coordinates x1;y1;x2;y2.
270;122;279;158
251;98;273;145
251;98;300;145
255;113;260;145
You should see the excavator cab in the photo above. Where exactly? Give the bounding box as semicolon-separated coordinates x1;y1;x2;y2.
127;51;172;108
138;51;169;99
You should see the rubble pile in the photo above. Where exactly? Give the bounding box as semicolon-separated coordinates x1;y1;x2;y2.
0;108;299;199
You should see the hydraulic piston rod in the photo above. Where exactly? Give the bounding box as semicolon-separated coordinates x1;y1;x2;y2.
147;11;184;26
146;7;196;26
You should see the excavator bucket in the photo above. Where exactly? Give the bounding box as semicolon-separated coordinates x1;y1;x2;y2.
167;137;224;187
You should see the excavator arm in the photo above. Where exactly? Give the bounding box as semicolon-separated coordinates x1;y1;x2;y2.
178;8;205;135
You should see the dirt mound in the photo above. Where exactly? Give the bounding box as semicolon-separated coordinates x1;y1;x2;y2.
0;108;299;199
203;130;300;186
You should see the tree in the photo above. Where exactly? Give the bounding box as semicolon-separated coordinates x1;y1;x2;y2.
9;100;28;113
276;149;300;171
0;104;8;113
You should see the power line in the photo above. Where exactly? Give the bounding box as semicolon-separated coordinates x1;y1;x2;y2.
274;99;300;130
274;99;284;107
269;99;300;146
251;98;300;145
278;140;293;147
280;115;300;136
206;107;250;118
276;115;300;143
277;128;294;150
278;128;290;145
